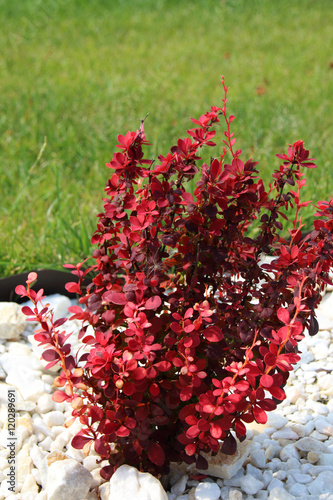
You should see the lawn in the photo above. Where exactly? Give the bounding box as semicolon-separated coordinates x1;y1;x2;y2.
1;0;332;276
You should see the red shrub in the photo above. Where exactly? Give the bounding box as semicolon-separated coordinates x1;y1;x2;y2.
17;77;333;479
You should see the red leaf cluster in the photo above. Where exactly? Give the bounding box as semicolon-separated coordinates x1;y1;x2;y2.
16;77;333;479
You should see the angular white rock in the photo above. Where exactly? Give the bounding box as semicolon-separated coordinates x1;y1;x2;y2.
307;471;333;495
0;302;26;339
109;465;168;500
43;410;65;427
42;454;93;500
295;436;328;453
279;444;300;462
239;474;264;495
170;474;188;496
250;449;266;469
271;428;299;440
317;374;333;391
268;486;294;500
0;353;48;402
37;393;55;414
288;483;309;497
266;413;288;430
228;490;243;500
318;453;333;467
99;482;111;500
175;440;253;481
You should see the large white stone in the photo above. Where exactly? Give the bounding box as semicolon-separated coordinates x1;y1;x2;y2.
109;465;168;500
295;436;329;453
202;441;253;480
318;374;333;392
0;302;26;339
307;471;333;495
174;440;253;481
0;353;48;402
39;450;93;500
318;292;333;321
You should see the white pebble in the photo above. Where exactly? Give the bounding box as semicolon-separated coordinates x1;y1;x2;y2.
171;474;188;496
239;474;264;495
307;470;333;495
266;413;288;430
228;490;243;500
267;478;284;492
284;387;301;404
268;486;294;500
83;455;99;472
288;483;308;497
315;418;333;436
194;482;221;500
250;449;266;469
279;444;300;462
43;410;65;427
37;393;55;414
271;428;298;440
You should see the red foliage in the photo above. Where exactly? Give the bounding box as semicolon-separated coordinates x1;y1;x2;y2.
16;77;333;478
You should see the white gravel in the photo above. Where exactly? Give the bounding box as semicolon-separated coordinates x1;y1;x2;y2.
0;287;332;499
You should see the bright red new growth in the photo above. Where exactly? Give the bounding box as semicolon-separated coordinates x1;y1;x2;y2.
16;77;333;479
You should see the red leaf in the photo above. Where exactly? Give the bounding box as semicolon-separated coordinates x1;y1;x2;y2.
260;374;274;388
94;438;110;457
103;291;128;305
267;386;286;400
116;426;130;437
123;381;135;396
15;285;27;296
149;383;160;397
145;295;162;310
65;282;80;294
72;433;93;449
277;308;290;324
235;420;247;436
42;349;60;362
185;443;197;456
221;434;237;455
21;306;34;316
27;272;37;284
210;422;223;439
253;406;267;424
132;367;146;380
186;425;200;439
148;443;165;466
184;308;193;319
170;322;182;334
45;359;60;370
89;407;104;424
53;318;67;328
210;159;221;181
203;326;224;342
52;390;70;403
154;360;171;372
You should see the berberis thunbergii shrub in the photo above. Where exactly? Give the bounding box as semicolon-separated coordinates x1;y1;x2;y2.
17;78;333;479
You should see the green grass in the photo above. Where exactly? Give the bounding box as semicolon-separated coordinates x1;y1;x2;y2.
1;0;332;276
